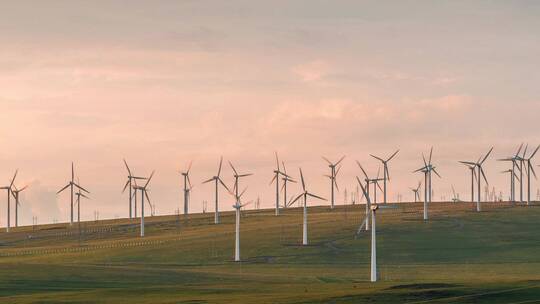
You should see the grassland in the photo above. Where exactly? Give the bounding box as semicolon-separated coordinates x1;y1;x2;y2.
1;201;540;303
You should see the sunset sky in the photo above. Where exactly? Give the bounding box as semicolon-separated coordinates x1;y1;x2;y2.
1;1;540;225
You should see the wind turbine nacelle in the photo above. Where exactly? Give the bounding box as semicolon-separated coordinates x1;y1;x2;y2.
371;205;379;211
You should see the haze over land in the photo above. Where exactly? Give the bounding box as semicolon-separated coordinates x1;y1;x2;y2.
1;1;540;225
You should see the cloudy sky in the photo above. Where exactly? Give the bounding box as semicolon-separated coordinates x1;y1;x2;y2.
1;1;540;226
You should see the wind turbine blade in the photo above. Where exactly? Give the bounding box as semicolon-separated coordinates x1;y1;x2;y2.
422;153;427;167
290;193;303;205
480;147;494;165
376;181;383;192
80;193;90;199
228;161;238;176
516;143;524;157
275;152;280;170
432;168;442;178
19;185;29;192
57;183;70;194
459;161;477;166
218;178;230;192
281;161;287;175
299;168;306;191
322;156;332;165
187;175;193;189
335;155;346;166
384;164;390;181
428;147;433;165
122;180;130;193
334;178;339;192
356;177;370;204
74;183;90;194
387;149;400;162
336;164;342;175
479;167;488;185
370;154;384;162
203;177;215;184
187;161;193;174
307;192;326;201
123;159;132;175
530;145;540;160
217;156;223;177
9;169;18;188
269;174;277;185
144;170;155;188
356;161;369;179
530;163;537;179
239;187;247;198
145;191;151;206
238;173;253;177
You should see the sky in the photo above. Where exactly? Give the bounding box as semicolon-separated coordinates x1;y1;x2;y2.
1;1;540;226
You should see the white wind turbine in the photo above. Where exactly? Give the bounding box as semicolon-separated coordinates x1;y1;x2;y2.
409;181;422;203
203;157;230;224
122;159;147;219
501;169;519;201
370;150;399;204
289;168;326;245
133;171;154;237
356;177;393;282
75;181;89;225
58;163;89;225
230;187;250;262
459;147;493;212
498;144;524;203
322;156;345;209
460;162;476;202
270;152;289;216
0;170;18;232
11;184;28;228
180;161;193;216
413;148;441;220
523;145;539;205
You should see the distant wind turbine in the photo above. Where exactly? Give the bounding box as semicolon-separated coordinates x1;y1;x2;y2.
414;148;441;220
270;152;289;216
1;170;18;232
203;157;230;224
370;150;399;204
289;168;326;245
322;156;345;209
11;183;29;228
180;161;193;216
122;159;147;219
133;171;154;237
58;163;89;226
459;147;493;212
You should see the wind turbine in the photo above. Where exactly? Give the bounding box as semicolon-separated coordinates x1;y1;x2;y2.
270;152;289;216
322;156;345;209
202;157;230;224
409;181;422;203
451;185;461;203
501;169;519;202
281;161;296;209
133;171;154;237
75;182;89;224
180;161;193;216
1;170;18;232
524;145;539;205
230;187;250;262
370;150;399;204
356;178;392;282
459;147;493;212
413;148;441;220
58;163;89;225
459;162;477;202
122;159;147;219
289;168;326;245
498;144;524;202
11;183;28;228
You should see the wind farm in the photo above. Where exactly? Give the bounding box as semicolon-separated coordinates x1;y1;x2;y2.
2;1;540;303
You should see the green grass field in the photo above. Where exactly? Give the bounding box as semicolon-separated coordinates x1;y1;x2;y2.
1;201;540;303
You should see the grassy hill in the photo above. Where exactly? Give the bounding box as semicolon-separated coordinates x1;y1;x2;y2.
1;202;540;303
